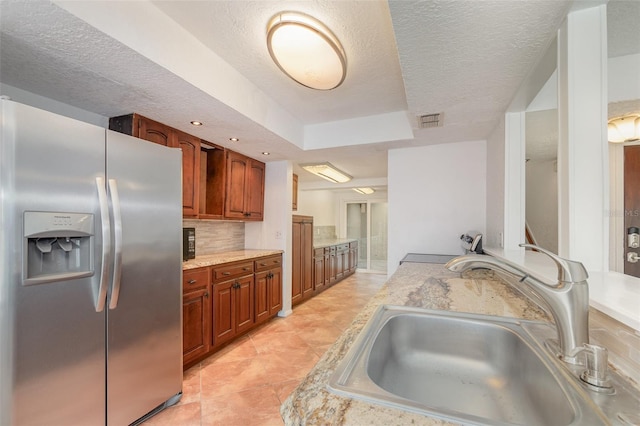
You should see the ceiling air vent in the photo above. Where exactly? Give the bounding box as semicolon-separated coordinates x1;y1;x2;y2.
418;113;443;129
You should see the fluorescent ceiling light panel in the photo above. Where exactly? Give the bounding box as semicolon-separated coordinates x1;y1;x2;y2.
353;187;375;195
301;162;352;183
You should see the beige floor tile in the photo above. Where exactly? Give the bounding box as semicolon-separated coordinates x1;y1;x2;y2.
257;347;320;383
200;357;271;397
249;330;312;354
201;386;283;426
142;271;385;425
143;401;201;426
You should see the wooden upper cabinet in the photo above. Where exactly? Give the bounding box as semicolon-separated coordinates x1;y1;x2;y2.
136;115;174;147
292;173;298;211
224;151;265;221
173;130;200;217
109;114;266;221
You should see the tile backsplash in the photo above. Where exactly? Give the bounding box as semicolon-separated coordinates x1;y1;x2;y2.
589;308;640;388
314;226;336;240
182;220;244;256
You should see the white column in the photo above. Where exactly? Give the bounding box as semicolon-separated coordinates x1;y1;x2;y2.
557;5;608;271
245;160;294;316
503;112;526;251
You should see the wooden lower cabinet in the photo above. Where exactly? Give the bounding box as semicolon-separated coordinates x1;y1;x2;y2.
183;254;282;369
313;248;326;292
255;255;283;325
182;268;211;366
213;274;254;347
292;215;313;306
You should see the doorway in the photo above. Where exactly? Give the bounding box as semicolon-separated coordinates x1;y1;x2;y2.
624;145;640;278
345;201;388;273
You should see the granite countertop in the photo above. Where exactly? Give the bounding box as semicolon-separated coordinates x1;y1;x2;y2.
313;238;357;249
281;262;551;425
182;249;283;270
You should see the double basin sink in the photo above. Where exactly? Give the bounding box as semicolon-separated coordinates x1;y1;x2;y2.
328;305;640;425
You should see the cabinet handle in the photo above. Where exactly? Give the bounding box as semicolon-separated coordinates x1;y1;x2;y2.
205;292;209;298
187;279;197;284
242;267;249;271
243;212;251;217
260;263;267;266
222;272;231;276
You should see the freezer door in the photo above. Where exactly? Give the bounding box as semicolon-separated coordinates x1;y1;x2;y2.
105;130;183;425
1;101;107;425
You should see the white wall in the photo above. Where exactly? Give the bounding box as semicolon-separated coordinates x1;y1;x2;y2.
387;140;487;274
486;117;507;248
526;159;558;252
245;161;293;315
296;189;337;225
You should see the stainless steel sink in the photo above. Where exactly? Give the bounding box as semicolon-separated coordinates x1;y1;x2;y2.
329;305;640;425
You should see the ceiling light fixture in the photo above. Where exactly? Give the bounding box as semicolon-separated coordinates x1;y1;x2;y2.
262;152;270;156
229;137;239;142
353;187;375;195
190;120;203;126
266;11;347;90
608;114;640;143
301;162;351;183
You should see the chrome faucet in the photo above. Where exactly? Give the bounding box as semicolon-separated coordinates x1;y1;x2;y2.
445;244;591;364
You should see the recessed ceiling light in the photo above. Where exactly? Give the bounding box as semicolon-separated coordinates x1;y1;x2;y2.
262;152;270;156
266;11;346;90
229;137;239;142
190;120;203;126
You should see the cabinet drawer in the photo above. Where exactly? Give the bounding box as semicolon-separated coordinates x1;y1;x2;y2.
212;261;254;281
183;268;209;292
337;244;350;252
254;255;282;272
350;241;358;249
313;248;325;258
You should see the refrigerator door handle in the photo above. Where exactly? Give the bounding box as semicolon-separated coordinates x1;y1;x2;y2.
96;177;111;312
108;178;123;310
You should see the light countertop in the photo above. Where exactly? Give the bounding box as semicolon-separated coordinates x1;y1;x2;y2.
280;262;551;425
313;238;357;249
182;249;283;270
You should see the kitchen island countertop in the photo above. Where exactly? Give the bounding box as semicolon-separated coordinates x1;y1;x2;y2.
182;249;283;270
280;261;552;425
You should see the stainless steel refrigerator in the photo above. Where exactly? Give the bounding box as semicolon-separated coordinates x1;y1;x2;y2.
0;100;183;425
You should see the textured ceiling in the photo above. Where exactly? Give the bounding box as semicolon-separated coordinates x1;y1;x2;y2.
0;0;636;189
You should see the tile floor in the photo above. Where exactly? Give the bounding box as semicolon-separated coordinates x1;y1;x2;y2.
144;272;387;426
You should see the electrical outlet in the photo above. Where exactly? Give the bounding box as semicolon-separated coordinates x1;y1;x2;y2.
275;231;282;240
498;232;504;248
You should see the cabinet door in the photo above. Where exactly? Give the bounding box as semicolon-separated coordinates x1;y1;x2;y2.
174;130;200;217
292;173;298;211
330;250;338;283
224;151;249;219
136;115;174;147
235;275;255;334
183;288;211;365
324;253;331;286
314;256;325;291
213;280;235;347
224;151;265;221
245;160;265;220
291;221;303;305
268;267;282;316
254;271;269;325
301;221;314;298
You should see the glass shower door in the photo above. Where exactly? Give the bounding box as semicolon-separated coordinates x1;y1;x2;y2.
346;201;387;273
